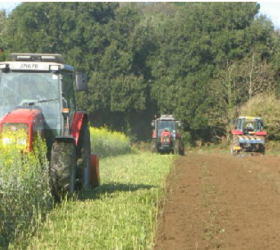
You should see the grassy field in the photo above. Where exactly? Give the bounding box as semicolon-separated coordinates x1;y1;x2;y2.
1;126;133;249
12;152;174;250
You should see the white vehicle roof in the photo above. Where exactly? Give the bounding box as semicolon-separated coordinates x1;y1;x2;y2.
0;53;74;72
158;114;176;121
239;116;262;120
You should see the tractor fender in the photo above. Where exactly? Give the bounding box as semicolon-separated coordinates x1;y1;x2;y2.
255;131;267;137
152;130;156;139
90;154;100;187
176;132;181;139
232;130;243;135
71;111;88;146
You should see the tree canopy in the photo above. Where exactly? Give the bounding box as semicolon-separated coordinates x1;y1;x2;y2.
1;2;279;142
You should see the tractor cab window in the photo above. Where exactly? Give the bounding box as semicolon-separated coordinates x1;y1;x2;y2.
254;120;262;131
62;72;76;122
0;71;60;129
158;120;176;138
244;121;254;132
243;120;263;132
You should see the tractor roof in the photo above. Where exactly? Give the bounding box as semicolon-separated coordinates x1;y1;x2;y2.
0;53;74;72
239;116;262;121
158;114;176;121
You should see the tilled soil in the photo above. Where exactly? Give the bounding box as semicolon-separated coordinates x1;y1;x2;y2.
155;153;280;250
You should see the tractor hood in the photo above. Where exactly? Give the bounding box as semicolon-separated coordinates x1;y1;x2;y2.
0;108;43;125
0;108;44;151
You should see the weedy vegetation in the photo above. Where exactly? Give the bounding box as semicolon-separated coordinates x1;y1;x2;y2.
0;138;53;250
90;127;132;158
1;127;174;250
13;153;174;250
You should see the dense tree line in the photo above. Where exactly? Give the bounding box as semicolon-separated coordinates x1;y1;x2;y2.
0;2;279;142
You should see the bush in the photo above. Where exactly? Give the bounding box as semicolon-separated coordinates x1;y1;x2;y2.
0;138;53;249
90;127;131;158
239;93;280;140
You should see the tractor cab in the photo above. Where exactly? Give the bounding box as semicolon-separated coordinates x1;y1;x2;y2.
151;114;184;155
235;116;265;135
231;116;267;155
0;53;99;198
0;53;87;150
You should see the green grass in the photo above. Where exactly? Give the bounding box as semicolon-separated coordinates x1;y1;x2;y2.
14;152;174;250
1;126;132;249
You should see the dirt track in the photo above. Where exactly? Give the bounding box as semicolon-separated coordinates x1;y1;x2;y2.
155;153;280;250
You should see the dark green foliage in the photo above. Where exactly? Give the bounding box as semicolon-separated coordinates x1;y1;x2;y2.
1;2;280;142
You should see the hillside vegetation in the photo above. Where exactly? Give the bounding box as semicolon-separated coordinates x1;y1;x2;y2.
0;2;280;143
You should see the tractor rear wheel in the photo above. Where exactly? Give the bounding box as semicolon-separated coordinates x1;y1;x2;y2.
259;136;265;155
179;144;185;156
76;123;91;189
259;144;265;155
174;140;180;155
230;135;240;156
151;139;157;153
50;142;77;199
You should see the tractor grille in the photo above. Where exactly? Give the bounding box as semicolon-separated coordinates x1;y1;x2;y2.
163;135;169;143
1;123;29;148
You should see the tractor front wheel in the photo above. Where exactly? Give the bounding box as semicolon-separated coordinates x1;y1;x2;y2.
174;140;180;155
50;142;77;199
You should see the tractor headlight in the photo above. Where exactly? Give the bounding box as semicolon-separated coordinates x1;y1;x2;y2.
16;138;27;145
2;138;13;145
1;123;28;148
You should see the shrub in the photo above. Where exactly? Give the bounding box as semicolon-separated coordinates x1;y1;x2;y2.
239;93;280;140
90;127;131;158
0;138;53;249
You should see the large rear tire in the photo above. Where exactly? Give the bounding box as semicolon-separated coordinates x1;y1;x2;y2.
230;135;240;156
76;123;91;189
151;139;157;153
259;144;265;155
50;142;77;199
179;144;185;156
174;140;180;155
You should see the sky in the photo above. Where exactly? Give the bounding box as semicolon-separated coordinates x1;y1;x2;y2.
0;1;279;28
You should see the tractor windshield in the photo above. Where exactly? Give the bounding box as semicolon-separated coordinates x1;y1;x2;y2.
158;120;176;138
0;71;60;128
242;119;262;132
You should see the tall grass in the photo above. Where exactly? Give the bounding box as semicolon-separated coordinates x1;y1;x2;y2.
0;139;53;250
14;153;174;250
90;127;131;158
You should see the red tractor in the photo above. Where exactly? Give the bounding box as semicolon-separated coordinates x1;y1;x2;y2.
0;53;100;198
151;114;184;155
231;116;267;155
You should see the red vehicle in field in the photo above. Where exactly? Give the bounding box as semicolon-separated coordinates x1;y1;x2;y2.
151;114;184;155
0;53;100;198
231;116;267;155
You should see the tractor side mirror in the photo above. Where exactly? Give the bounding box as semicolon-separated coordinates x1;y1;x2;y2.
177;121;182;127
151;121;155;127
261;121;266;130
76;72;88;91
